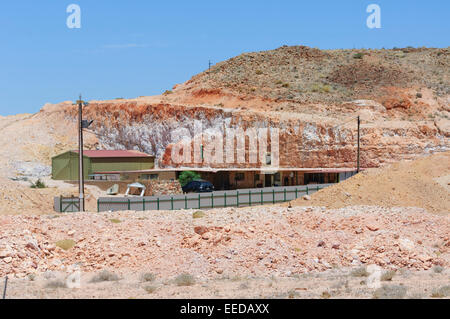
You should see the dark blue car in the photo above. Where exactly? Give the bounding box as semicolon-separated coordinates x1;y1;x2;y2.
182;180;214;193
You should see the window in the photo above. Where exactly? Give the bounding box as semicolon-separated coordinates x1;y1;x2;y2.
235;173;245;181
265;153;271;165
141;174;158;180
254;174;260;182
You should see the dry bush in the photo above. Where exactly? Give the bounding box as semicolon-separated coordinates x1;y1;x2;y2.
144;285;158;294
431;286;450;298
373;285;407;299
381;270;396;281
45;279;67;289
192;211;205;219
432;266;444;274
140;273;156;282
175;273;195;286
350;266;369;277
90;270;120;283
55;239;76;251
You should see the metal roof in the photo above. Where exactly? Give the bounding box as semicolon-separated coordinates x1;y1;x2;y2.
73;150;153;158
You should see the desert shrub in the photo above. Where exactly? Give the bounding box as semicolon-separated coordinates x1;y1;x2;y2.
90;270;120;283
178;171;201;187
30;179;47;189
432;266;444;274
140;273;156;282
321;291;331;299
353;53;364;59
163;90;173;95
109;219;122;224
192;211;205;219
431;285;450;298
287;289;299;299
416;92;423;98
144;285;158;294
381;270;396;281
282;83;290;88
350;266;369;277
55;239;76;251
373;285;407;299
255;70;263;75
45;279;67;289
174;273;195;286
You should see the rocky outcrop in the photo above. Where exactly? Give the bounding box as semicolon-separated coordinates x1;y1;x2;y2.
60;101;448;169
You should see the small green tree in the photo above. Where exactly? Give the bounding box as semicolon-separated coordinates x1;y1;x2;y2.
178;171;201;187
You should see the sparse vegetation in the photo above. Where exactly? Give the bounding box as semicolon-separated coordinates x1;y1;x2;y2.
431;285;450;298
255;70;263;75
45;279;67;289
373;285;407;299
55;239;76;251
144;285;158;294
90;270;120;283
140;272;156;282
193;211;206;219
353;52;364;59
350;266;369;277
432;266;444;274
163;90;173;95
174;273;195;286
381;270;396;281
109;218;122;224
30;179;46;189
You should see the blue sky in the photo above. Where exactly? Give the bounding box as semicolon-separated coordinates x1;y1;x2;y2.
0;1;448;115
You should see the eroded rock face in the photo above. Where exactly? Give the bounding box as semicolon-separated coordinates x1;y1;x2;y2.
61;101;449;169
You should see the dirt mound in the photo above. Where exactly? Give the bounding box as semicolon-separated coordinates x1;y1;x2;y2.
290;152;450;214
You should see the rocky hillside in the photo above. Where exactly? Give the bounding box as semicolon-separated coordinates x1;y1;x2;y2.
0;46;448;176
175;46;449;115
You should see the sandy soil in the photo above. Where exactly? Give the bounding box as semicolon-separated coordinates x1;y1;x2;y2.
4;267;449;299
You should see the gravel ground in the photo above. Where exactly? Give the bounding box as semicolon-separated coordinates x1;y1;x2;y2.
1;205;448;299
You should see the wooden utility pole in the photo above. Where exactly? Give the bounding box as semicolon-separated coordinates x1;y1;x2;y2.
357;115;361;173
77;95;86;212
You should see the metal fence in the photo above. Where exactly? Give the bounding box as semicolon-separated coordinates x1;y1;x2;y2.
97;184;333;212
54;196;80;213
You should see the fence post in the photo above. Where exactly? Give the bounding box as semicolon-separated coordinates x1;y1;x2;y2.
261;190;263;205
198;194;201;209
211;193;214;209
171;197;174;210
127;198;131;210
97;199;99;213
185;196;188;210
272;189;275;204
295;188;298;199
60;195;62;213
306;186;309;195
236;191;239;207
143;198;145;211
157;197;160;210
317;185;319;192
284;188;287;202
249;190;252;207
2;276;8;299
224;193;227;208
